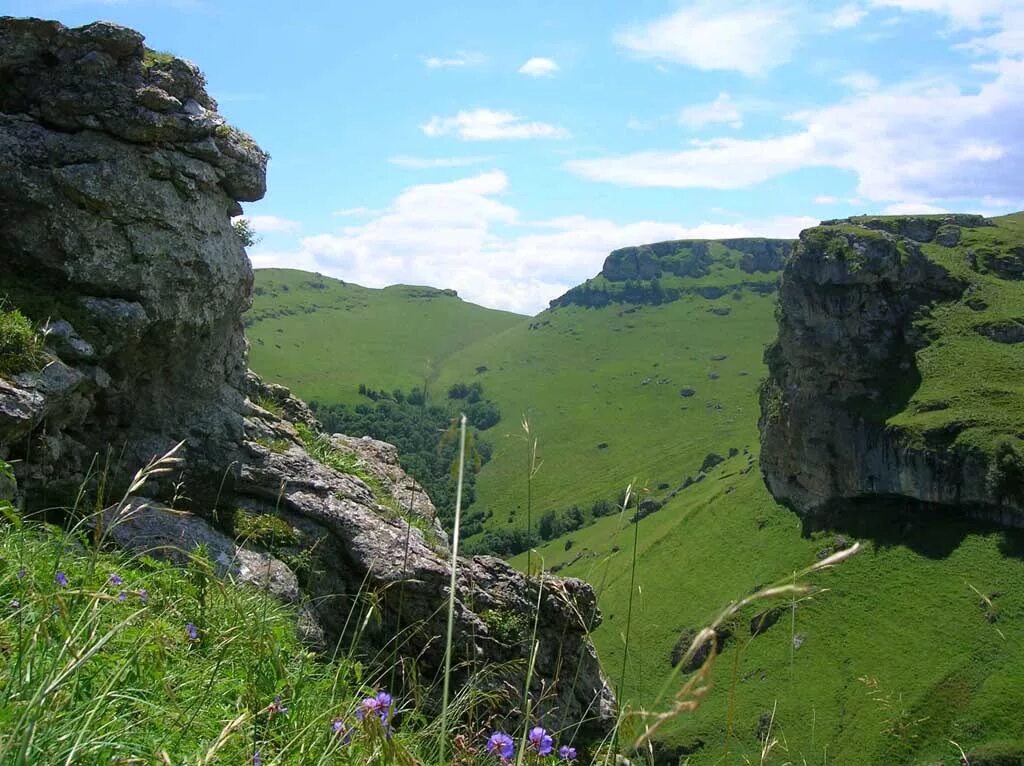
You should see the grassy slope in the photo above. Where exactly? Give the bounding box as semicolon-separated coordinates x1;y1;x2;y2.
247;269;523;405
516;465;1024;765
889;213;1024;458
245;220;1024;764
433;291;774;522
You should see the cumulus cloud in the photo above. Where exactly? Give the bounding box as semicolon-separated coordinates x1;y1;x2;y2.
421;108;570;140
568;57;1024;204
679;92;744;129
519;57;560;77
814;195;839;204
248;172;816;314
616;1;801;76
388;155;492;169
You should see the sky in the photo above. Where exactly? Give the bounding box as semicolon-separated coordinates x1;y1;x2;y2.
8;0;1024;314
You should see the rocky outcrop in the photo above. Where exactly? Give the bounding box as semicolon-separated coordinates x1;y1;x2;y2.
551;237;792;309
760;215;1024;526
0;17;613;740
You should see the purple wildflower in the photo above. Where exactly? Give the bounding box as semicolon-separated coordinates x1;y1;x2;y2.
17;567;26;580
528;726;554;756
138;589;148;604
332;718;352;744
268;695;288;717
55;571;68;588
252;751;261;766
10;599;20;610
108;573;123;586
559;745;577;762
357;690;392;723
486;731;515;761
186;622;199;642
118;591;127;603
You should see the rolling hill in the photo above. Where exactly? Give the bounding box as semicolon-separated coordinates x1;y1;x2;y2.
247;269;523;406
246;220;1024;765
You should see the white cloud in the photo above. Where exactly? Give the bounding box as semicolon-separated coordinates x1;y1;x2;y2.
518;57;560;77
679;92;743;129
248;172;816;314
235;215;301;233
616;1;801;76
814;195;839;204
424;51;485;69
831;2;868;27
882;201;950;213
839;71;880;91
421;108;570;141
388;155;492;169
568;58;1024;204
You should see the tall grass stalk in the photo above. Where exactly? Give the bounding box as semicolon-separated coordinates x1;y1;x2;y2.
515;566;546;766
438;413;467;765
630;542;861;751
617;491;642;704
521;417;541;578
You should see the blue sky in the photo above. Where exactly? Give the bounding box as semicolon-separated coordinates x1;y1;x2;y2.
9;0;1024;313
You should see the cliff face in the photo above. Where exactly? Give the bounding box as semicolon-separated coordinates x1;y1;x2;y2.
0;17;613;738
760;214;1024;526
0;17;267;488
551;237;791;308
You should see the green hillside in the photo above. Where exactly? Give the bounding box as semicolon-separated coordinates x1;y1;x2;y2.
434;291;774;521
247;269;523;405
246;227;1024;764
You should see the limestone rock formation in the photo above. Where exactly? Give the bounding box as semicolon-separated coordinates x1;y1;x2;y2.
760;214;1024;526
0;17;614;739
550;237;792;308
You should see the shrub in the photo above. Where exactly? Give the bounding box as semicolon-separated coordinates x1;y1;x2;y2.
0;306;43;376
231;217;262;248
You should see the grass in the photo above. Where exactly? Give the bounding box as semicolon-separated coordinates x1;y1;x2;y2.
881;213;1024;466
0;454;603;765
0;516;407;764
247;269;523;405
247;218;1024;763
0;306;43;376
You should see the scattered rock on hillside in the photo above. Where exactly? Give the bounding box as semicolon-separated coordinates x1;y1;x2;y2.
700;452;725;472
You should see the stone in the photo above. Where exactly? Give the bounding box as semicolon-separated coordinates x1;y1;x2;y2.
102;497;302;605
41;319;95;361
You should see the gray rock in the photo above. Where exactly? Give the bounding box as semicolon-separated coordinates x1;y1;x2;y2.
102;497;302;605
41;319;95;361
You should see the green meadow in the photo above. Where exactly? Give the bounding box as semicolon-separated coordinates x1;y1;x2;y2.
245;220;1024;763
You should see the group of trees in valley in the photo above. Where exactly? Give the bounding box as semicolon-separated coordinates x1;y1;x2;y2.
311;381;501;533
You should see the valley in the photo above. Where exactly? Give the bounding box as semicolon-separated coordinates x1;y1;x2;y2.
247;215;1024;764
